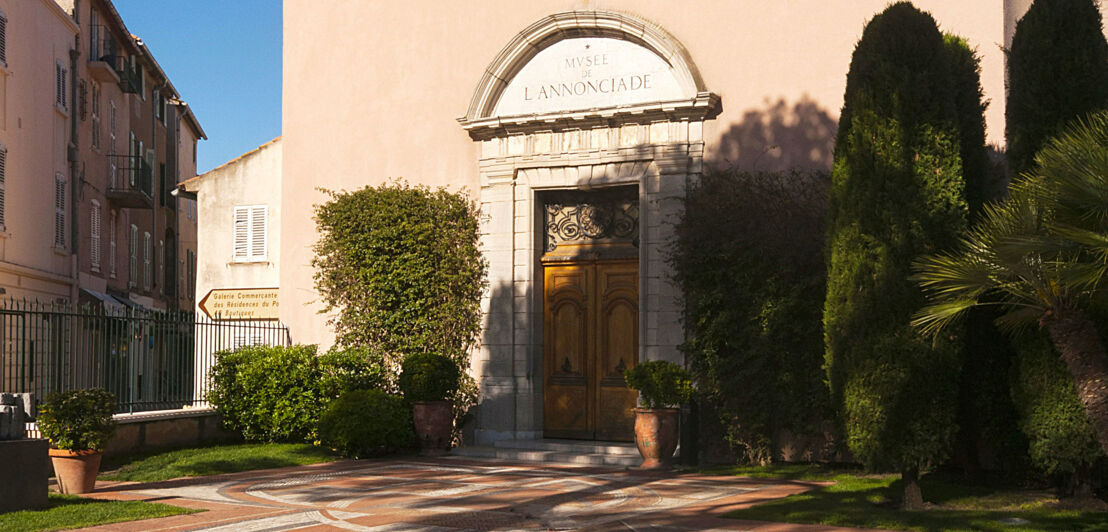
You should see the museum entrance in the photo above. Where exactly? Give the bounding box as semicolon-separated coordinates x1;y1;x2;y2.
541;189;639;441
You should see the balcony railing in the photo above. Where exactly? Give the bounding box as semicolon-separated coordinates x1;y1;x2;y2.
106;155;153;209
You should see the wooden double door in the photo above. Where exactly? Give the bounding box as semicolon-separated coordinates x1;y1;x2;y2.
543;258;638;441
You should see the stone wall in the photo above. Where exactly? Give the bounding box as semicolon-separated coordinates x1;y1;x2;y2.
103;408;240;456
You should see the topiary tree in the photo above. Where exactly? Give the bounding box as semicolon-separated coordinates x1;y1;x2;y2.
1003;0;1108;490
1006;0;1108;177
945;34;1028;477
824;2;967;509
313;181;487;434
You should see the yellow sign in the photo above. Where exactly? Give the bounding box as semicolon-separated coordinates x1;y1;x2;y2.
199;288;279;320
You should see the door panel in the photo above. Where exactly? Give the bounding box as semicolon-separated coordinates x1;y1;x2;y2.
543;258;638;441
543;265;592;439
595;262;638;441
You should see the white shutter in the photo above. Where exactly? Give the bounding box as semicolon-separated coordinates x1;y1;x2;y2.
0;147;6;229
233;206;249;260
90;201;101;271
109;211;117;278
54;175;65;248
143;232;151;290
250;206;267;260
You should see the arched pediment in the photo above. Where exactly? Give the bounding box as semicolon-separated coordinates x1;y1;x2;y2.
459;11;719;136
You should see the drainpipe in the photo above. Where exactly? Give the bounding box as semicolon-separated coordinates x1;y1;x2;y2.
68;36;81;304
152;80;167;307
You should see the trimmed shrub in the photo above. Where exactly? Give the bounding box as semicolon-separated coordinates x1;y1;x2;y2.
824;2;966;504
318;390;413;458
36;388;117;452
207;344;386;442
313;182;486;433
623;361;692;410
1006;0;1108;176
207;345;323;442
671;168;830;464
398;353;460;403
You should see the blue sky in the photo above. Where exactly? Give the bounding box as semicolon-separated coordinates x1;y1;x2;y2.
113;0;282;174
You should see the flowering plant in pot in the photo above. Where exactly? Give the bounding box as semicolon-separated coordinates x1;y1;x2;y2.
398;353;460;455
36;388;116;494
624;360;692;469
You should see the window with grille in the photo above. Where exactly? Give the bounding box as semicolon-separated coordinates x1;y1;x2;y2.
0;145;6;230
54;174;65;249
109;211;117;278
232;205;267;262
55;61;67;110
129;224;137;287
90;200;101;272
143;232;151;290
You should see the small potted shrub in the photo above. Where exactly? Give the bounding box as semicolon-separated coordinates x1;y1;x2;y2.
398;353;460;455
624;360;692;469
37;388;117;494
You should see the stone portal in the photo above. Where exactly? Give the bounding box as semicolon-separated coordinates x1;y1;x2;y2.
459;11;720;445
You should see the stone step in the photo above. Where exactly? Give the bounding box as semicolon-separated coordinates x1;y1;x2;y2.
492;438;640;456
450;445;643;467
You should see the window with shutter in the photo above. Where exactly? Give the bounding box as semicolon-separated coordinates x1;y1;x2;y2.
55;61;67;110
109;211;117;278
54;175;65;248
143;232;151;290
90;200;101;272
0;146;6;230
0;12;8;67
129;224;137;287
232;205;267;262
109;102;117;186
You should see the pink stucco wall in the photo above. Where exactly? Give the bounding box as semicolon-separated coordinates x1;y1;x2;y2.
280;0;1099;346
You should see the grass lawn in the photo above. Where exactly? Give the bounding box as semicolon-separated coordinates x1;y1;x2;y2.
100;442;340;482
0;493;196;532
722;465;1108;531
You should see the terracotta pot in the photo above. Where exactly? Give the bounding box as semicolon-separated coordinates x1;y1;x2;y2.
412;400;453;456
633;408;680;469
49;449;103;494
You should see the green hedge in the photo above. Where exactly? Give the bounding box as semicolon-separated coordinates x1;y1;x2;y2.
672;168;830;464
207;345;385;442
824;2;966;486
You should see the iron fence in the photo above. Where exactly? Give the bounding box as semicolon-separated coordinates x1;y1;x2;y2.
0;299;290;414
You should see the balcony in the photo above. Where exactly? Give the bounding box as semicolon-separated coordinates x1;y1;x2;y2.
106;155;153;209
88;25;120;84
88;26;139;94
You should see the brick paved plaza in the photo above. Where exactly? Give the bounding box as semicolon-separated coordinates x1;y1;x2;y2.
77;457;878;531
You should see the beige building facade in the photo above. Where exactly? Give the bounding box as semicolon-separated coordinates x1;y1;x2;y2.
0;0;79;302
0;0;204;310
281;1;1108;444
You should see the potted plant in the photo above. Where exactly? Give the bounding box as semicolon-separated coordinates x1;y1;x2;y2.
36;388;117;494
398;353;460;455
624;360;692;469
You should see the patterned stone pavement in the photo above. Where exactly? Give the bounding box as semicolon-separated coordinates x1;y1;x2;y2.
79;456;877;531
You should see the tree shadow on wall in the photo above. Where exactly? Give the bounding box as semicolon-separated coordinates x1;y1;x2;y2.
712;96;838;172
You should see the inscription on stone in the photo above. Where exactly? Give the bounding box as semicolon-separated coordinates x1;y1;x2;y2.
495;38;688;116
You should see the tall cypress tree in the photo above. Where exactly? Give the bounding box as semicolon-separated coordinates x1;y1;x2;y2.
1005;0;1108;492
824;2;967;509
1007;0;1108;176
